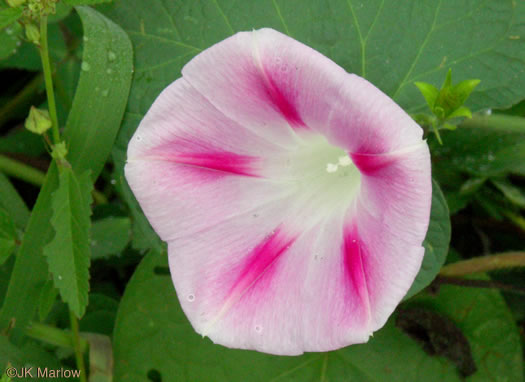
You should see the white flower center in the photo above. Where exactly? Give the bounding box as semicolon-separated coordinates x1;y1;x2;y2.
269;133;362;222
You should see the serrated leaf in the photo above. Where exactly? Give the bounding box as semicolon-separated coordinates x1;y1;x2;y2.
0;6;132;333
43;168;93;318
91;216;131;259
0;7;21;30
113;250;522;382
405;179;451;299
414;81;439;110
492;178;525;209
0;208;17;266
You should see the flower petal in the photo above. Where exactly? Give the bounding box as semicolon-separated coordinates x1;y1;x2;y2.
181;29;349;142
327;74;425;154
125;79;293;242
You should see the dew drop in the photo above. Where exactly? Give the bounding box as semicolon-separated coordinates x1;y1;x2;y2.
101;89;109;97
253;213;259;218
255;325;262;333
110;179;116;185
107;50;116;62
16;41;21;46
58;275;63;280
187;294;195;302
352;239;356;243
136;135;142;141
106;68;113;74
6;28;13;35
83;36;89;42
81;62;91;71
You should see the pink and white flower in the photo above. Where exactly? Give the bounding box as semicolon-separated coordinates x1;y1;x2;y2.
125;28;432;355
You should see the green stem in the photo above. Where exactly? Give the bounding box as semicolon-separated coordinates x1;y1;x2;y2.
69;310;87;382
0;154;46;186
26;322;88;352
39;15;60;144
0;154;108;204
439;252;525;277
460;114;525;131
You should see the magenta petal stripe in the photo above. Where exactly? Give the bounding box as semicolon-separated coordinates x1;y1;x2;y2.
342;226;372;326
159;151;260;177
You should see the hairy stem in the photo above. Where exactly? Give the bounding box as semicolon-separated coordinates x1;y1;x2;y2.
39;15;60;144
440;252;525;277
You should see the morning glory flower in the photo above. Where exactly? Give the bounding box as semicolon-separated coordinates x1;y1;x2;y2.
125;28;432;355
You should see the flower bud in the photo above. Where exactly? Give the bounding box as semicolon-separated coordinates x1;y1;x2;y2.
25;106;52;135
25;23;40;45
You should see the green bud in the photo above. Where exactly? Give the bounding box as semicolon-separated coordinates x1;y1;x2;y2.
25;23;40;45
6;0;25;7
51;141;68;162
25;106;52;135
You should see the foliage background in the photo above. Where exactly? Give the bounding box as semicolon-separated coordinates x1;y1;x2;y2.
0;0;524;381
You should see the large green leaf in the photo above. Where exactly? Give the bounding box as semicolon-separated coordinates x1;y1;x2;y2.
0;6;132;335
91;216;131;259
0;173;29;230
43;168;92;318
0;6;21;30
405;179;451;299
0;208;17;266
113;250;522;382
432;114;525;177
101;0;525;250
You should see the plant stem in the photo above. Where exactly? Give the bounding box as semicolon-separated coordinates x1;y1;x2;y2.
39;15;60;144
439;252;525;277
0;154;46;186
461;114;525;131
0;154;108;204
432;276;525;295
69;310;87;382
26;322;88;352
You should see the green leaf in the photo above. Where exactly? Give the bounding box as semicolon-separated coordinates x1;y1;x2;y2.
414;81;439;110
431;114;525;176
63;5;133;180
91;217;131;259
0;6;132;334
44;167;93;318
103;0;525;151
491;178;525;209
64;0;111;5
0;22;66;70
453;79;481;105
0;22;21;60
447;105;472;119
0;173;29;229
0;7;21;30
0;208;17;266
1;336;66;378
113;250;522;382
38;279;58;322
405;180;450;299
